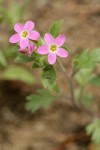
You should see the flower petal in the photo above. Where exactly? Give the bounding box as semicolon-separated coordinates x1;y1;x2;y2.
20;39;28;49
29;31;40;41
44;33;54;45
48;53;56;65
19;48;27;54
57;48;68;58
14;23;23;33
24;21;34;30
9;34;20;43
37;45;49;55
55;34;65;47
28;43;35;56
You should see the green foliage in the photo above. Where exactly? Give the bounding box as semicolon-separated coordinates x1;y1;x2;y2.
86;119;100;144
26;89;56;112
15;53;35;63
90;48;100;62
75;68;94;86
16;52;47;69
0;16;4;23
73;54;79;68
74;48;100;87
50;20;64;38
0;65;35;85
0;0;3;3
73;48;100;71
90;76;100;87
75;88;93;107
5;45;18;59
74;48;100;110
0;0;29;31
32;55;48;68
82;92;93;107
37;38;44;46
62;45;72;53
32;60;43;68
0;50;7;68
41;65;57;91
79;49;93;68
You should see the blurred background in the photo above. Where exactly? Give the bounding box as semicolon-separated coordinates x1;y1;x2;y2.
0;0;100;150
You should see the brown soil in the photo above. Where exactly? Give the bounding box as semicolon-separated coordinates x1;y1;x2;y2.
0;0;100;150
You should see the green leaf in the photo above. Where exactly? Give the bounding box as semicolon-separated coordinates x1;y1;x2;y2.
90;48;100;62
86;122;96;134
73;48;100;72
73;54;79;67
15;53;35;63
32;55;48;69
26;89;56;112
75;68;94;86
0;65;35;85
1;1;29;31
90;76;100;86
86;119;100;144
77;50;95;69
0;50;7;67
32;61;42;68
16;53;46;67
37;38;44;46
75;88;93;107
62;45;72;53
0;0;3;3
5;45;18;59
92;128;100;144
0;16;4;24
50;20;64;38
41;65;57;91
82;92;93;107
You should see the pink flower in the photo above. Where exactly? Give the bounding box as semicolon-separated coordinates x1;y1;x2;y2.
37;33;68;65
9;21;40;49
19;42;35;57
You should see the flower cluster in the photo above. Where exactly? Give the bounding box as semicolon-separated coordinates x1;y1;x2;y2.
9;21;68;65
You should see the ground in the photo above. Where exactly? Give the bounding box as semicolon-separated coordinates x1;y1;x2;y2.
0;0;100;150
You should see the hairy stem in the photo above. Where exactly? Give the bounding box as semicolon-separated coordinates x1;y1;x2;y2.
57;59;95;118
57;59;78;109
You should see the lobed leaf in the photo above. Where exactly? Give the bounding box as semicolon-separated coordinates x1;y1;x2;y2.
75;68;94;86
26;89;56;112
86;119;100;144
41;65;57;91
15;53;36;63
73;48;100;71
75;88;93;107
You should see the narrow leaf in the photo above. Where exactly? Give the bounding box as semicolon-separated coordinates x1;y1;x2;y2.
0;65;35;85
50;20;64;38
0;51;7;67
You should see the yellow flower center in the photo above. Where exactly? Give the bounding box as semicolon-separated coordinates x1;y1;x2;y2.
50;44;58;53
21;30;29;38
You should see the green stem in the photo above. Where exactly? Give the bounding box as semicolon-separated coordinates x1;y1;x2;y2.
57;59;78;109
57;59;95;117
